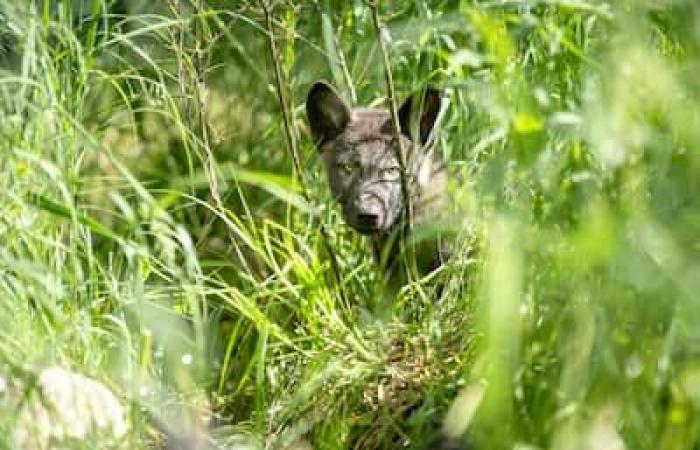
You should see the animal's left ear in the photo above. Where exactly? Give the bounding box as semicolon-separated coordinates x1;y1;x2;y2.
398;88;442;145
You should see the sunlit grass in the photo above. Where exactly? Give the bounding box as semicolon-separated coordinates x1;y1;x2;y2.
0;1;699;449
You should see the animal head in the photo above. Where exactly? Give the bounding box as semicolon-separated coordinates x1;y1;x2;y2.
306;81;442;235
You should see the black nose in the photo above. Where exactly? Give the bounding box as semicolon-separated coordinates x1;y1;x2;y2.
357;213;379;228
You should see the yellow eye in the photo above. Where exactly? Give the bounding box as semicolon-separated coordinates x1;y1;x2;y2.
381;167;401;180
338;163;356;174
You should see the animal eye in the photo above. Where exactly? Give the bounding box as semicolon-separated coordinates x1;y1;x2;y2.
380;167;401;180
337;162;357;174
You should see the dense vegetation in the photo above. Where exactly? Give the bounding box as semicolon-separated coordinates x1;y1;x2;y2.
1;1;699;449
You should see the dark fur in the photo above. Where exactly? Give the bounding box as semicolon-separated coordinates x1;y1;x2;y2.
306;81;448;282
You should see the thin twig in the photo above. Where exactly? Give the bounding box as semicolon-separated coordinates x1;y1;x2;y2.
367;0;417;282
259;0;349;308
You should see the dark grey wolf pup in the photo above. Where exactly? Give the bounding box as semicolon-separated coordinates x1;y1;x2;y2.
306;81;449;284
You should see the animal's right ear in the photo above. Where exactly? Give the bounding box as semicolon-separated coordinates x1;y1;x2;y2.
398;87;442;146
306;81;350;148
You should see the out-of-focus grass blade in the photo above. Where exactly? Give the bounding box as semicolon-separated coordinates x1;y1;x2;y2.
27;193;122;242
320;10;345;97
171;163;311;213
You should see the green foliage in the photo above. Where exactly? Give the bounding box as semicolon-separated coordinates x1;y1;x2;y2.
0;0;699;449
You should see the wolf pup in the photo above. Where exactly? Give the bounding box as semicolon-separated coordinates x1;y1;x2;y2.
306;81;448;286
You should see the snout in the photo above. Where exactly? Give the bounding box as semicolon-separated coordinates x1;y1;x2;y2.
350;194;384;235
356;212;379;230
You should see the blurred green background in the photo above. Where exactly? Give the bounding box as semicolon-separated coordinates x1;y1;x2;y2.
0;0;699;449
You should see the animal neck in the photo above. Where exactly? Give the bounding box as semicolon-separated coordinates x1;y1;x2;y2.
369;215;445;281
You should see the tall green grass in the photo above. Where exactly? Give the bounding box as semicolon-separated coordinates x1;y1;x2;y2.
0;1;698;449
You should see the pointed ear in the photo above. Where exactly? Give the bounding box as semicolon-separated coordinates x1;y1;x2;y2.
398;87;442;145
306;81;351;148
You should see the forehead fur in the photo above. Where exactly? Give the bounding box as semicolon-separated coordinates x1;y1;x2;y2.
342;107;392;141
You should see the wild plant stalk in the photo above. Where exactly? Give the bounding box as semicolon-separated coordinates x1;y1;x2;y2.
166;0;212;361
367;0;418;283
259;0;349;309
169;0;255;279
171;0;219;208
192;0;220;209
